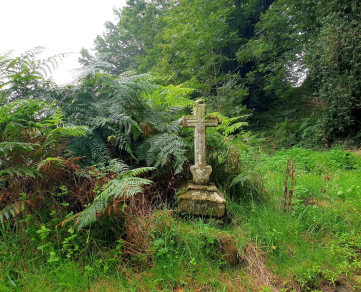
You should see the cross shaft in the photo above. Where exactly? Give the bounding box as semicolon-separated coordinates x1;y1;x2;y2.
179;100;221;185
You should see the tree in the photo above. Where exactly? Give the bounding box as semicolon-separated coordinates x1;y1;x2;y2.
79;1;172;75
81;0;278;117
307;0;361;140
154;0;247;114
240;0;361;142
237;0;318;107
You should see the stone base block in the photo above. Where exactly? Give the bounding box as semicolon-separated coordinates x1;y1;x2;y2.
190;165;212;185
177;181;226;218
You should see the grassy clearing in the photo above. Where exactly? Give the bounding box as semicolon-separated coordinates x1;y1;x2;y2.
240;148;361;290
1;148;361;291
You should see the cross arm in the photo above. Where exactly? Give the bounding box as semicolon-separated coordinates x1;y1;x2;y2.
179;115;222;127
203;116;222;127
179;116;197;127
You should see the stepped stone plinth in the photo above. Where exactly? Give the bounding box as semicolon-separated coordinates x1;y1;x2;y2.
178;181;226;217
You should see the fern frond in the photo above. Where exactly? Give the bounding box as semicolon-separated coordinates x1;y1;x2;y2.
45;126;88;144
107;159;130;173
0;165;39;178
0;201;25;223
74;199;107;230
37;157;66;171
23;47;73;78
71;53;116;80
68;130;113;165
136;133;188;174
152;161;182;177
206;112;249;138
225;121;248;137
126;167;155;177
99;177;152;200
23;46;47;57
147;84;194;108
75;169;153;230
0;142;36;158
230;172;251;187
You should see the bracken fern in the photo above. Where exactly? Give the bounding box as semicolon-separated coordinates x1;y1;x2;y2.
75;162;154;230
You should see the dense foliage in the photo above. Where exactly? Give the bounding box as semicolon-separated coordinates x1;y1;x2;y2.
81;0;361;145
1;0;361;291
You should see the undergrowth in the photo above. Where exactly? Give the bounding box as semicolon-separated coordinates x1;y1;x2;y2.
1;148;361;291
2;49;361;291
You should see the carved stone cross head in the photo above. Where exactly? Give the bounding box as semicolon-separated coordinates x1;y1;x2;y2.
179;99;222;185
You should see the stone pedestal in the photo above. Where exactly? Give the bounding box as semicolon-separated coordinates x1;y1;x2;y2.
178;100;226;218
177;181;226;218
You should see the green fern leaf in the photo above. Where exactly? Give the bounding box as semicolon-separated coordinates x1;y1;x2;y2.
0;201;25;223
75;166;154;230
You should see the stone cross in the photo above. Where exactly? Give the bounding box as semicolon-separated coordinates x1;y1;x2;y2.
179;100;221;185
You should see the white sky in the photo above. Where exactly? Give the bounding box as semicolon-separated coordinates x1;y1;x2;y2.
1;0;127;84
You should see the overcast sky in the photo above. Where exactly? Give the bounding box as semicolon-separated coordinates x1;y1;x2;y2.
1;0;127;84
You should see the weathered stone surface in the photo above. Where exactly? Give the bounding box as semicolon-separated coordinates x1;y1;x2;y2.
177;100;226;218
177;181;226;217
186;181;218;192
179;99;221;185
190;165;212;185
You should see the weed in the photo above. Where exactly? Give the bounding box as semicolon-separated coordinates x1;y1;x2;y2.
283;159;296;212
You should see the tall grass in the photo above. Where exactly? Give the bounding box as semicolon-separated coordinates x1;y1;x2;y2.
1;148;361;291
230;148;361;289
